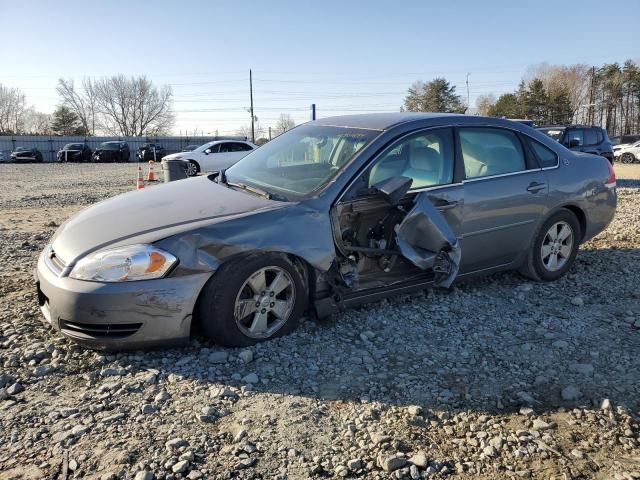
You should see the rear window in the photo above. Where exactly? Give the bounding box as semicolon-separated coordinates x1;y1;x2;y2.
584;128;598;146
527;138;558;168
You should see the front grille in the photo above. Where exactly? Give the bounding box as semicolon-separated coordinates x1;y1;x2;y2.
59;320;142;339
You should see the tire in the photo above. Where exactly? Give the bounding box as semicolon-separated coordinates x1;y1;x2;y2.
519;209;581;282
186;160;200;177
196;253;307;347
621;153;636;164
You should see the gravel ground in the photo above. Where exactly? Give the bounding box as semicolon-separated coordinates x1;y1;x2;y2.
0;163;639;480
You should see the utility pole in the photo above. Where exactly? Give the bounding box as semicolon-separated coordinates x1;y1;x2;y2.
268;126;272;141
311;103;316;121
466;73;470;114
587;66;596;125
249;69;255;143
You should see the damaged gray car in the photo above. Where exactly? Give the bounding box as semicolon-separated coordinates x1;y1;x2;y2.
35;113;617;348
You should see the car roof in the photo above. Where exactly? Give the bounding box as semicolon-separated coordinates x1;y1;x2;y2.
312;112;463;130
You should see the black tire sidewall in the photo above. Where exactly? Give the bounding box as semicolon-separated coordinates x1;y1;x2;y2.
532;210;581;281
196;253;307;346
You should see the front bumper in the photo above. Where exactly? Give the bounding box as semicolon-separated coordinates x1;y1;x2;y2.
35;251;212;349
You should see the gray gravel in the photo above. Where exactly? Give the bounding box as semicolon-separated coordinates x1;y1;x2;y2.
0;163;639;479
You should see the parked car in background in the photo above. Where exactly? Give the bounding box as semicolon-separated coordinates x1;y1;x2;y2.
36;113;616;348
137;143;166;162
537;125;613;164
182;144;201;152
11;147;43;163
610;134;640;146
57;143;92;163
162;140;257;176
613;140;640;163
93;141;130;163
510;119;537;127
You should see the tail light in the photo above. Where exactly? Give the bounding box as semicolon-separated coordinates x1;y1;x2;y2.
605;159;616;188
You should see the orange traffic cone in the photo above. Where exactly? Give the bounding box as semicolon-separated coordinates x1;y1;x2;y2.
146;161;157;182
136;165;145;190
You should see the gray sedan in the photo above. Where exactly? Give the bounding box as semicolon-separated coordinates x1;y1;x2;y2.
35;113;617;349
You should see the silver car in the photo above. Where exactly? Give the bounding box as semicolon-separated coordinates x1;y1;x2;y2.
36;113;617;349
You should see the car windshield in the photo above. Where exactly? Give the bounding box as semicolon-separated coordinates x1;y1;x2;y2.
63;143;83;150
15;147;30;152
194;142;217;153
99;142;120;150
538;127;565;141
224;124;379;200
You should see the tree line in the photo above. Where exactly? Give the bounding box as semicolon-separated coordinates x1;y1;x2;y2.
405;59;640;135
0;75;174;136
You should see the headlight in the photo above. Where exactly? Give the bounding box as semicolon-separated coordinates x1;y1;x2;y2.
69;245;177;282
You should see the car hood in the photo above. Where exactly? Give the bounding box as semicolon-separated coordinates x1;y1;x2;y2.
51;175;286;265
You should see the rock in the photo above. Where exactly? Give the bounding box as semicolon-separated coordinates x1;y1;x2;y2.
233;429;247;443
532;419;554;431
0;388;8;401
408;452;428;469
187;471;203;480
347;458;364;470
601;398;612;410
561;385;582;401
242;373;259;384
406;405;423;416
134;472;153;480
571;296;584;307
208;351;228;364
155;391;171;402
483;445;498;457
172;460;189;473
6;383;24;395
571;449;585;459
166;437;188;450
378;454;407;472
335;465;349;477
569;363;594;376
519;407;535;416
71;424;90;436
141;403;155;415
238;350;254;363
100;367;125;377
370;432;391;445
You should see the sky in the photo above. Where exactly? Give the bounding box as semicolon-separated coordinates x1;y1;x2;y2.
1;0;639;136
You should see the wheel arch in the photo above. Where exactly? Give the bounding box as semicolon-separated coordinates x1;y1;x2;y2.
558;204;587;243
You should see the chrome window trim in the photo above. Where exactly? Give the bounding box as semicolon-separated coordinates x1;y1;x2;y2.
462;167;543;184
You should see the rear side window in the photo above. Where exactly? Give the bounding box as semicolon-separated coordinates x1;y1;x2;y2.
595;129;604;143
584;128;598;146
528;138;558;168
459;128;526;179
565;128;584;146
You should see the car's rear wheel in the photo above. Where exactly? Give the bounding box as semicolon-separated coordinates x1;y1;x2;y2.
196;253;307;346
621;152;636;164
519;209;581;281
186;160;200;176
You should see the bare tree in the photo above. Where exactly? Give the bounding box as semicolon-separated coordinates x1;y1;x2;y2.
0;84;26;134
236;122;264;140
274;113;295;136
56;78;99;135
475;93;496;116
22;108;52;135
57;75;174;136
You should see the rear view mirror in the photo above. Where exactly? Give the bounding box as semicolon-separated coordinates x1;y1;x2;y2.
371;176;413;205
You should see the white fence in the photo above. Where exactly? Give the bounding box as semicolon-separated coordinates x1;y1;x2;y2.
0;135;246;162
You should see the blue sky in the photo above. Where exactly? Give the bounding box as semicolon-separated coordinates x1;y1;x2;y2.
1;0;638;135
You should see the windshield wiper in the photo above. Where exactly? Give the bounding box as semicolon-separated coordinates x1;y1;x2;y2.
227;181;288;202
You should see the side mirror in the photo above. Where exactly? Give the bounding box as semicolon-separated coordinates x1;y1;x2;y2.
371;176;413;205
568;139;580;148
204;149;210;155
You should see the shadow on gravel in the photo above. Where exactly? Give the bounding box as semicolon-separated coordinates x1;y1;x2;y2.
94;245;640;418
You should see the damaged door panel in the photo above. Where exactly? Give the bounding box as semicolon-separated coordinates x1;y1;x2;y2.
395;192;462;287
331;183;464;291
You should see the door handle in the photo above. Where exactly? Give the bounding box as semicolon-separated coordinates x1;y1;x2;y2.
526;182;546;193
434;200;459;210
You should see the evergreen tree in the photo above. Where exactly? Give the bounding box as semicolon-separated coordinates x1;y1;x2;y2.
51;105;87;135
404;78;466;113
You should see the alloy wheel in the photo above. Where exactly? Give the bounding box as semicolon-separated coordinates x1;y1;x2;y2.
186;161;198;176
541;221;574;272
621;153;635;164
234;266;296;339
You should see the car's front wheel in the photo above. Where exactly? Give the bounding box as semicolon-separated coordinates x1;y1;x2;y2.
196;253;307;346
519;209;581;281
186;160;200;176
621;152;636;164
